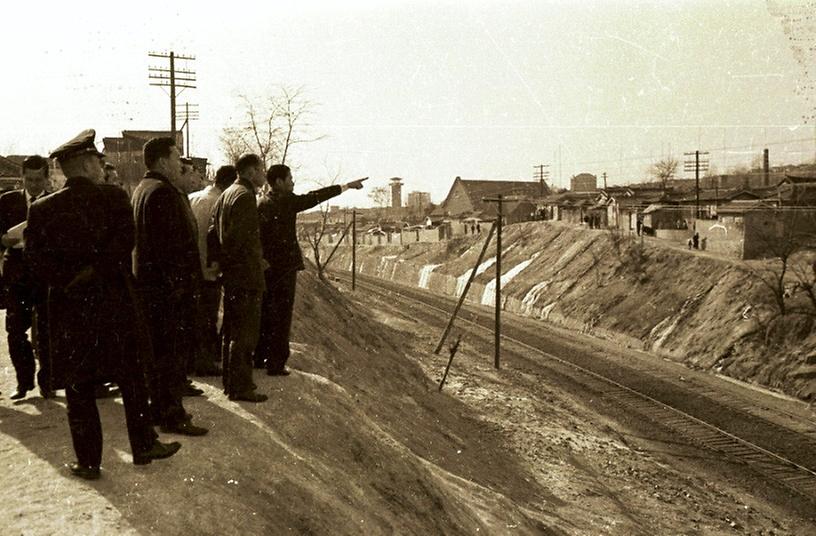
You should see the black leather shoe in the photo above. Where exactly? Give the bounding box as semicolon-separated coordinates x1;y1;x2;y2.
68;462;100;480
266;368;291;377
160;421;209;436
133;440;182;465
183;384;205;397
10;385;32;400
228;391;268;402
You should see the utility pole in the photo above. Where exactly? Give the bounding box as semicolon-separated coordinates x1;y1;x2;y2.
148;51;196;136
176;102;199;156
602;172;608;190
684;150;709;219
533;164;550;196
482;195;504;370
352;209;357;291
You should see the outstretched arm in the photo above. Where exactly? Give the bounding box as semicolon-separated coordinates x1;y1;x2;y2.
291;177;367;213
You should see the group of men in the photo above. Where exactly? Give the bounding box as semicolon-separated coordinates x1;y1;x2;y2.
1;129;364;480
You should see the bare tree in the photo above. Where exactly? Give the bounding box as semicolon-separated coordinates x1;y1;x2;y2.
369;186;390;222
220;86;324;167
749;206;816;320
649;157;679;190
298;166;351;282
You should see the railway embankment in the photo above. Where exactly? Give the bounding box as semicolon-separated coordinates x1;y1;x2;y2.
328;221;816;401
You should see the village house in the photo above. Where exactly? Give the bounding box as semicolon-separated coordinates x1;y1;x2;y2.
431;176;545;232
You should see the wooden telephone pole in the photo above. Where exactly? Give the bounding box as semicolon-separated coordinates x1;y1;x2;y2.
482;195;504;370
148;51;196;136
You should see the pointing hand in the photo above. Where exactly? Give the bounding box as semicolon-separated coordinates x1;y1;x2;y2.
346;177;368;190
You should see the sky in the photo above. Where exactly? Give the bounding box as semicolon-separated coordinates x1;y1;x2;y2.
1;0;815;207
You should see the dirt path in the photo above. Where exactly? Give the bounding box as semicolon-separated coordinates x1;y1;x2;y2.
0;271;572;535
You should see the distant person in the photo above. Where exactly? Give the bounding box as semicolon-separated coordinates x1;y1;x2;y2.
692;232;699;250
0;155;53;399
701;236;707;251
103;161;117;183
209;154;269;402
179;157;202;194
103;161;130;196
187;165;237;376
26;129;180;479
255;164;366;376
476;223;481;233
132;137;208;436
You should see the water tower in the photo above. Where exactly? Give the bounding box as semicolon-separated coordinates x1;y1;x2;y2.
390;177;403;209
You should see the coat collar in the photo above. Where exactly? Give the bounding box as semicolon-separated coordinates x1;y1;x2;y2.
236;177;257;194
64;176;96;188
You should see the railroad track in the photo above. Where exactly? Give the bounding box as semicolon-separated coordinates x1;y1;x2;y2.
332;270;816;505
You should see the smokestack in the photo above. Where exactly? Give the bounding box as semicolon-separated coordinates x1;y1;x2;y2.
763;148;770;187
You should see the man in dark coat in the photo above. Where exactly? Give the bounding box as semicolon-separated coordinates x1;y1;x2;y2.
132;137;207;436
209;154;268;402
255;164;365;375
25;129;180;480
0;155;53;399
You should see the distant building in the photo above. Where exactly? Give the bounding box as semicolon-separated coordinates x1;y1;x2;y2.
432;176;545;222
389;177;403;209
570;173;597;192
406;191;432;212
0;155;20;190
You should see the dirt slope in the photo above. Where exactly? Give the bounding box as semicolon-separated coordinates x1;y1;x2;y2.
329;222;816;401
0;269;565;535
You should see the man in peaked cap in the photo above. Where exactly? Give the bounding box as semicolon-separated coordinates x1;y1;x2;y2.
25;129;181;480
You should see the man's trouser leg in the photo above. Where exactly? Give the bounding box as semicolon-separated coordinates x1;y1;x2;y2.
6;283;35;389
33;299;55;390
116;358;157;457
192;281;220;374
263;272;297;374
224;287;261;396
143;290;188;426
66;378;103;467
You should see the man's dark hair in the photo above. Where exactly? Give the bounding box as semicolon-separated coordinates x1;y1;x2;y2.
143;137;176;168
235;154;262;175
266;164;291;184
214;165;237;190
22;155;49;177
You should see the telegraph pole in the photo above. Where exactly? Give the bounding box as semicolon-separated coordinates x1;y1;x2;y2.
482;195;504;370
148;51;196;136
177;102;199;156
684;150;709;219
352;209;357;291
533;164;550;196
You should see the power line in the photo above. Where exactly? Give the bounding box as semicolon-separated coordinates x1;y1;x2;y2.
684;150;709;218
148;51;197;136
177;102;199;155
533;163;550;195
